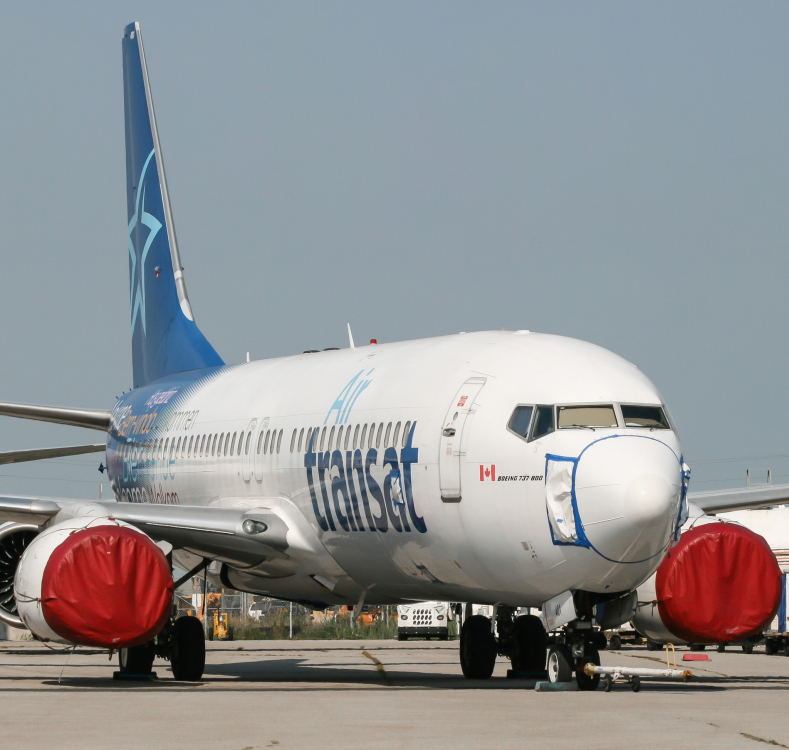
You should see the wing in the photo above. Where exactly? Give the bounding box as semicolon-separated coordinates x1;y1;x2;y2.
689;482;789;514
0;495;288;567
0;444;105;465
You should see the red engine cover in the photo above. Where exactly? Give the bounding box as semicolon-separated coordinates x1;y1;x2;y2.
40;525;174;649
656;522;781;644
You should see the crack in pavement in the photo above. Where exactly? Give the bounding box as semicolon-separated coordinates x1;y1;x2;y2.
361;650;391;686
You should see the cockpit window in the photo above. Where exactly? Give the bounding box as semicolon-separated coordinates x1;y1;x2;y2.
529;405;555;441
507;405;534;439
621;404;669;429
557;405;617;429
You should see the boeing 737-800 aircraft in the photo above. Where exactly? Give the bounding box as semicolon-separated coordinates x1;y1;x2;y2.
0;23;763;688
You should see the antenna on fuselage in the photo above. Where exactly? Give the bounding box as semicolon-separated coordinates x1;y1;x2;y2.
347;323;355;349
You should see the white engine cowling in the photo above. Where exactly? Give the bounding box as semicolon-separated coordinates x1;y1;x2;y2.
15;516;174;648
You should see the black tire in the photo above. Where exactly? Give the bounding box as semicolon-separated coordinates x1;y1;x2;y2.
646;640;662;651
603;674;613;692
547;644;573;684
171;616;206;681
631;675;641;692
510;615;547;674
689;643;707;652
119;642;154;675
743;643;755;655
397;632;408;641
766;639;778;656
439;632;449;641
459;615;497;679
716;644;726;653
577;644;600;691
608;634;622;651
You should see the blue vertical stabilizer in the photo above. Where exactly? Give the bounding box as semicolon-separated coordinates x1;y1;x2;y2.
123;22;223;388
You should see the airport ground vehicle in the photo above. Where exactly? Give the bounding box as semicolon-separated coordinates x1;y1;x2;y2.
397;602;451;640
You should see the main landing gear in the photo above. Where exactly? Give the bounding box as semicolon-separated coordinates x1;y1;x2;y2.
116;615;206;681
458;607;603;690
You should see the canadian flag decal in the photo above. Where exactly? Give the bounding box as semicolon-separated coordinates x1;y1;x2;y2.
480;464;496;481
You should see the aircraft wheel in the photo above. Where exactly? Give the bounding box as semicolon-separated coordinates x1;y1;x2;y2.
170;616;206;681
119;642;154;675
459;615;496;679
510;615;547;674
608;634;622;650
743;643;755;655
646;640;662;651
689;643;707;652
765;639;778;655
547;644;573;683
716;644;726;653
576;645;600;691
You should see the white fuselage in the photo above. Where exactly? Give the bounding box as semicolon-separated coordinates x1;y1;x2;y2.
108;330;684;607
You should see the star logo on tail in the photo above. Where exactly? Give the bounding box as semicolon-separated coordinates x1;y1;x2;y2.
128;148;162;337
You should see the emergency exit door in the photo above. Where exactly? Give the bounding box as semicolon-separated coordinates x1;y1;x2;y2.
439;377;486;501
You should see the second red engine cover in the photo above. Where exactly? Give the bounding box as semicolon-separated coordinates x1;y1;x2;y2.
656;522;781;644
40;525;173;649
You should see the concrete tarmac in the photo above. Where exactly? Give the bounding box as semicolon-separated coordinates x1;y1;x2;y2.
1;639;788;749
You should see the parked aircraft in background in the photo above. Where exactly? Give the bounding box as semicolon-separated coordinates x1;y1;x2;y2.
0;22;778;688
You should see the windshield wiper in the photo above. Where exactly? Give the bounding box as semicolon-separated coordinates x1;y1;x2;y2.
568;424;596;431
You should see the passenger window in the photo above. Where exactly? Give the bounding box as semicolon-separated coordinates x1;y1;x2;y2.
376;423;383;448
507;406;534;439
384;422;392;447
256;430;264;454
345;426;352;450
245;431;252;455
353;424;360;449
402;421;411;447
329;426;336;451
557;405;617;429
164;438;170;458
290;429;296;453
211;434;217;456
621;404;670;429
368;423;375;449
393;422;401;447
361;424;368;449
277;429;283;453
530;406;555;442
298;428;304;452
265;430;272;454
229;433;237;456
320;427;326;452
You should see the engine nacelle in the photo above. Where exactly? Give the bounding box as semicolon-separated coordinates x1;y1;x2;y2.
633;520;781;644
15;517;174;648
0;522;40;628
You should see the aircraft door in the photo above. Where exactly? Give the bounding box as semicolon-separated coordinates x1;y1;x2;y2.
242;418;257;482
439;377;486;501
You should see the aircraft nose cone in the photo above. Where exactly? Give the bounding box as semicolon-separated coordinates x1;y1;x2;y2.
623;473;676;527
573;436;682;563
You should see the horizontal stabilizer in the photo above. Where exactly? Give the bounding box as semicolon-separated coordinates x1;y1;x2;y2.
0;444;105;466
690;483;789;514
0;402;110;432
